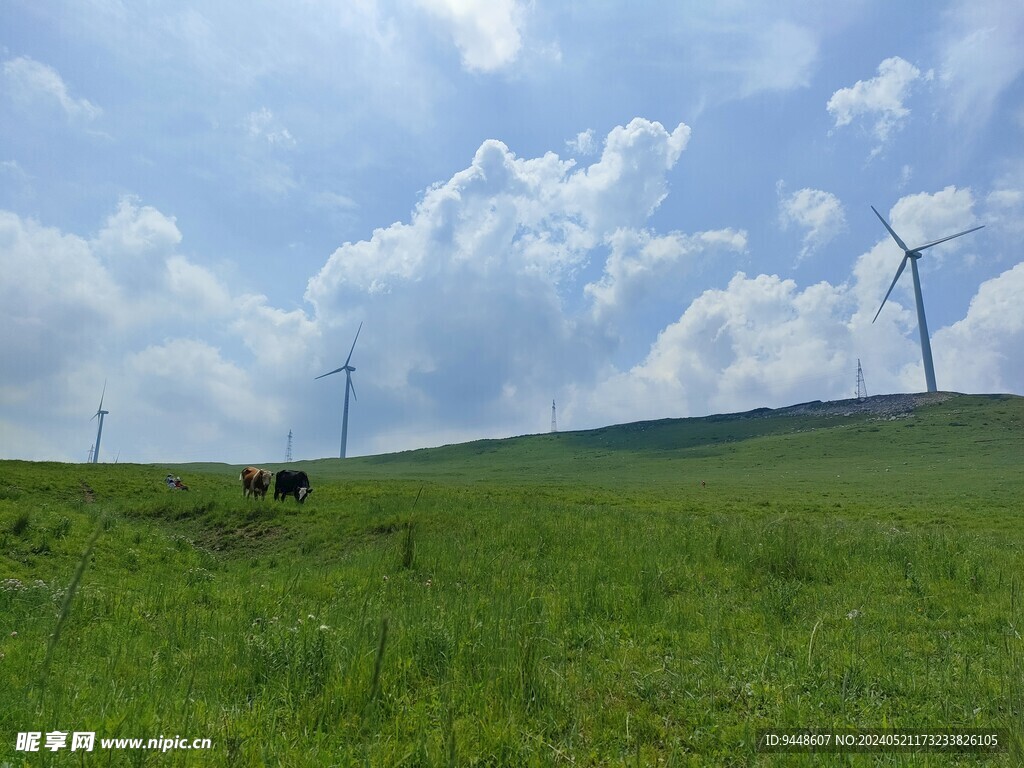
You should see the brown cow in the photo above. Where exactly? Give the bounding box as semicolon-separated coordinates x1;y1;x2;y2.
240;466;274;500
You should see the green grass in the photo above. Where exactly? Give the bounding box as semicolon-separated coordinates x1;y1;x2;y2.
1;393;1022;765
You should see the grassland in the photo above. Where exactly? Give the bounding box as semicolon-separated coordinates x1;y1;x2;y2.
1;393;1022;766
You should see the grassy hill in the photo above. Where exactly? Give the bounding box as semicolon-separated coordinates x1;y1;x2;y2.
1;392;1022;765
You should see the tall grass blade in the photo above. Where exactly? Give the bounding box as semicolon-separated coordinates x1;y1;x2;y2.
367;616;389;708
37;513;105;709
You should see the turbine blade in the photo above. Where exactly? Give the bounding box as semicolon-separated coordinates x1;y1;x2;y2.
348;377;357;402
871;205;910;252
910;225;984;253
98;379;107;412
343;321;363;368
315;366;346;380
872;255;909;323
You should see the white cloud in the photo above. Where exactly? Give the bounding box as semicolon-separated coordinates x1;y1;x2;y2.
0;198;320;462
737;20;818;96
852;186;980;320
2;56;102;121
165;256;234;317
1;129;1019;464
572;185;1011;426
575;273;855;425
827;57;922;148
564;119;691;235
932;263;1024;392
307;118;692;311
416;0;524;72
585;227;747;320
0;211;121;385
566;129;598;156
777;185;846;261
886;185;979;260
305;118;692;435
938;0;1024;127
93;196;182;258
245;107;296;147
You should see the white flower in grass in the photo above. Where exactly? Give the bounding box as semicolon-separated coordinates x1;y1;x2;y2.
846;608;862;620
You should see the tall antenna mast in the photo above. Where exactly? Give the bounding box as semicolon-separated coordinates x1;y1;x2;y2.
285;429;293;462
856;359;868;401
551;399;557;433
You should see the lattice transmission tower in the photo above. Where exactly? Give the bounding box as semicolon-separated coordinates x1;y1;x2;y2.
285;429;293;462
856;359;868;401
551;400;557;433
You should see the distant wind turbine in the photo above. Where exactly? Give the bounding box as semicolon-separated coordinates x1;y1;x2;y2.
91;381;109;464
870;205;983;393
315;322;362;459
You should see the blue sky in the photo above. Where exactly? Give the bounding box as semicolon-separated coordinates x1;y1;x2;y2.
2;0;1022;463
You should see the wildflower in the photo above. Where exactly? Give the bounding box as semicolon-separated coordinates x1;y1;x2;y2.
319;625;330;631
846;609;862;620
10;631;17;638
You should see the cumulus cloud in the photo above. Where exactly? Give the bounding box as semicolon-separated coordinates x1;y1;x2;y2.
566;129;598;156
305;118;692;443
574;273;855;425
885;185;979;261
827;57;925;150
0;211;120;385
585;227;747;321
777;185;846;262
572;185;1009;427
933;263;1024;392
417;0;524;72
0;197;320;462
852;186;980;317
1;128;1019;463
2;56;102;121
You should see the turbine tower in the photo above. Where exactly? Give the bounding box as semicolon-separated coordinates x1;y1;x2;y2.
91;381;109;464
315;322;362;459
870;205;983;393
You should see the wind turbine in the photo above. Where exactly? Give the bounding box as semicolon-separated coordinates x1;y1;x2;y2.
315;322;362;459
91;381;109;464
870;205;983;393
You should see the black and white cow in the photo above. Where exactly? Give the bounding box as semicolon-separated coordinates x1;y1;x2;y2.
274;470;313;503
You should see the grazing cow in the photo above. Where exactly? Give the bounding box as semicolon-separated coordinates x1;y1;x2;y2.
240;466;274;500
274;470;313;503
